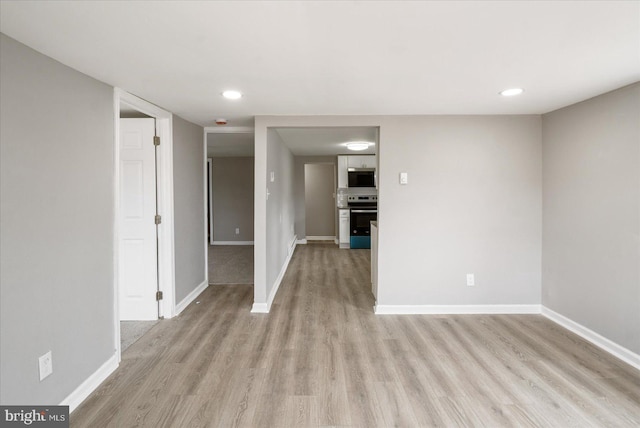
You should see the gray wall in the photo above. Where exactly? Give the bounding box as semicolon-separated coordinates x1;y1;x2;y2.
173;115;206;304
254;115;542;310
293;156;337;239
210;157;254;242
305;163;336;237
542;82;640;355
265;129;296;298
0;34;115;404
377;115;542;306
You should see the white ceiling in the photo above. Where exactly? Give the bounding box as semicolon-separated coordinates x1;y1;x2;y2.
1;1;639;128
276;127;378;156
206;127;377;157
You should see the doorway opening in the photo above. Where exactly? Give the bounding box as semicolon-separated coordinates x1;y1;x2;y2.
304;162;336;242
204;127;255;286
114;89;175;360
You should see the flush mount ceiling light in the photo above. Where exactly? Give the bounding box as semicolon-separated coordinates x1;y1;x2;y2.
500;87;524;97
345;141;373;151
222;90;242;100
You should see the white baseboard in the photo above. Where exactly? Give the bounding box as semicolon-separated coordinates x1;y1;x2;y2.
374;304;541;315
372;303;639;370
542;306;640;371
251;236;298;314
212;241;254;245
298;238;339;245
251;302;269;313
63;353;118;413
175;280;208;316
306;236;336;241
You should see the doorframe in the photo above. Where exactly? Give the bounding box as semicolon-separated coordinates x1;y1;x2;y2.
113;88;176;362
207;158;214;246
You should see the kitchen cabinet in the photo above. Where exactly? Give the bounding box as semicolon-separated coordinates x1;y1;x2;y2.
337;155;377;188
339;209;350;248
337;156;349;188
347;155;376;169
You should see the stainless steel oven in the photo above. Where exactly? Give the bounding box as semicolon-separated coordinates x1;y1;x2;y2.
347;195;377;249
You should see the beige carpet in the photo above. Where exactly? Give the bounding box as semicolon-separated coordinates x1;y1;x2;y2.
209;245;254;284
120;320;158;352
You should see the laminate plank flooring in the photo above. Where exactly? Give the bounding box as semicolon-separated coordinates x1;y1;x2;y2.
71;243;640;427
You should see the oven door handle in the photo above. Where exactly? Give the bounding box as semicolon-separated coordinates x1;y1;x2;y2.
351;209;377;213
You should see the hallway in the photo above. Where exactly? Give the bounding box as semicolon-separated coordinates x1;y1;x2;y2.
71;244;640;427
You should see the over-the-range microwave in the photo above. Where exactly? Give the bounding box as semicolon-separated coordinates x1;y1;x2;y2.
348;168;375;187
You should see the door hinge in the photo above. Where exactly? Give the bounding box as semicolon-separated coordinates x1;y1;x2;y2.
153;136;160;146
154;214;162;225
156;291;163;301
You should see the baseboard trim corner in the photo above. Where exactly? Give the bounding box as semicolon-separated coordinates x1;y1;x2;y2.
174;280;208;316
296;239;308;245
374;304;541;315
541;306;640;371
251;303;269;313
62;352;118;413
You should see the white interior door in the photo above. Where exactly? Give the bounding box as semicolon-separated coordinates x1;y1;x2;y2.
119;118;158;321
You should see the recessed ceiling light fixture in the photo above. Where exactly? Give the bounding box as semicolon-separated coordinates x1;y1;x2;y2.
500;88;524;97
345;141;373;151
222;90;242;100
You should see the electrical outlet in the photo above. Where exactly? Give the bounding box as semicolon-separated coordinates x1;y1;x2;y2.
39;350;53;381
235;227;240;235
466;274;475;286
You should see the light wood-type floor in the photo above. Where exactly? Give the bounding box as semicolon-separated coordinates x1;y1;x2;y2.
72;243;640;427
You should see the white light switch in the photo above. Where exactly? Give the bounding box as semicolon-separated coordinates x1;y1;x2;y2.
399;172;408;185
270;171;275;182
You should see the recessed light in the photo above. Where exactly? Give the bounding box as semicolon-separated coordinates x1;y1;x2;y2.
345;142;373;151
500;88;524;97
222;90;242;100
